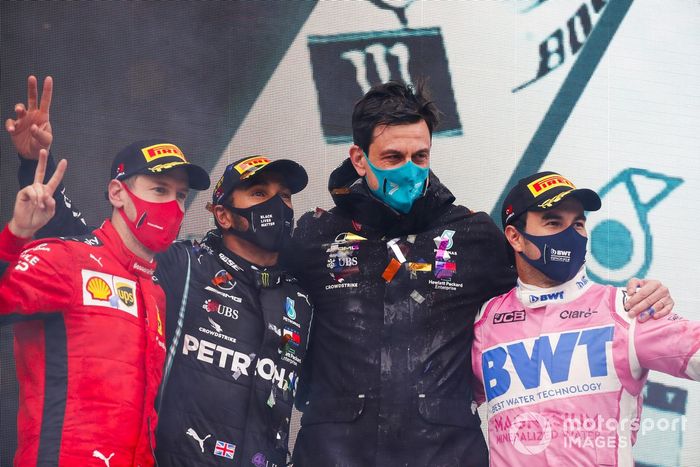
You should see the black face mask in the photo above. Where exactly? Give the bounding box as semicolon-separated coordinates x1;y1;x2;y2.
224;195;294;252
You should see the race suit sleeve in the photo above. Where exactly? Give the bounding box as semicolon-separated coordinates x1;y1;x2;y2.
0;239;75;323
617;290;700;381
18;153;90;238
0;224;31;276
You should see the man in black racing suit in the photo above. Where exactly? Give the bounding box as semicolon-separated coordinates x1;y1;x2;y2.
18;145;313;466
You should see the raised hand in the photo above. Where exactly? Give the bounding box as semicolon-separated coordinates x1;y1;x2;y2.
8;149;67;238
5;75;54;160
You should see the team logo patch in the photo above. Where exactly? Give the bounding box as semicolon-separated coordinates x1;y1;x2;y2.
286;297;296;320
82;270;138;317
213;440;236;459
526;174;575;196
141;143;186;162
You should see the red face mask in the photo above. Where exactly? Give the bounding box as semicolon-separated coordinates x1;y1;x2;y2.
118;182;184;252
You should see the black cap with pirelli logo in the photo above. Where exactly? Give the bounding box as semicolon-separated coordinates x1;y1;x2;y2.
110;139;210;190
501;171;601;229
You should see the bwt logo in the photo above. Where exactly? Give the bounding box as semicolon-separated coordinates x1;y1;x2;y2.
529;291;564;303
482;326;613;400
493;310;526;324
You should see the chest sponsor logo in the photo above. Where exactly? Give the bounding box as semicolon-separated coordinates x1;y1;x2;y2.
285;297;296;320
218;252;244;272
212;269;236;290
202;299;239;320
204;286;243;303
283;327;301;347
529;291;564;304
481;326;615;415
214;440;236;460
183;334;297;393
560;309;598;319
198;317;237;344
494;310;526;324
82;270;138;317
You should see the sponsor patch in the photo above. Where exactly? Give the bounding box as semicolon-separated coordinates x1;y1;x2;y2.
81;270;138;317
141;143;186;162
234;156;270;178
526;174;575;196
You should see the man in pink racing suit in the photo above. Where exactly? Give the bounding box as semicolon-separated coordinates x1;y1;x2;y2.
472;171;700;466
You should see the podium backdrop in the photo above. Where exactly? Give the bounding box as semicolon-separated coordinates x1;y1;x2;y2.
2;2;698;466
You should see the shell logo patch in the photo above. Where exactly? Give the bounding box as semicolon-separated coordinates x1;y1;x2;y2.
82;270;138;317
86;276;112;301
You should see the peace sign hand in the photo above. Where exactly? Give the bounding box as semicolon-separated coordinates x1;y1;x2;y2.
5;75;54;160
8;149;67;238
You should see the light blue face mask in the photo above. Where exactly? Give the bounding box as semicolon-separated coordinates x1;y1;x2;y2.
364;154;429;214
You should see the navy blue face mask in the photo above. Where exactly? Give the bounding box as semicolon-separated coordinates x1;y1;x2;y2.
519;224;588;283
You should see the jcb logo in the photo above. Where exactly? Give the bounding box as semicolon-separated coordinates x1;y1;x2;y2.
493;310;526;324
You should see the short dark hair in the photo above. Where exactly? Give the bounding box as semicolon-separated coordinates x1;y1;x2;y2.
352;80;441;154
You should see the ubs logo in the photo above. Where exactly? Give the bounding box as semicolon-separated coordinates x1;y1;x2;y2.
308;0;461;144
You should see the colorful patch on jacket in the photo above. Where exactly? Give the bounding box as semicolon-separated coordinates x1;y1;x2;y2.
81;269;138;317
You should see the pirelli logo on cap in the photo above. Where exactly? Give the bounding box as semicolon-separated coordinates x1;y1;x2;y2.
234;156;270;177
527;174;575;196
141;143;186;163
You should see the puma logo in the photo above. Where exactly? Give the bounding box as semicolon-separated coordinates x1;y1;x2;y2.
186;427;211;453
92;450;114;467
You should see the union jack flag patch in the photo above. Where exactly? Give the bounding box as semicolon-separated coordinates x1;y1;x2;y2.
214;440;236;459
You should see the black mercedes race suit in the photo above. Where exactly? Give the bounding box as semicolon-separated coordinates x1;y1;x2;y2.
285;158;516;467
18;157;313;467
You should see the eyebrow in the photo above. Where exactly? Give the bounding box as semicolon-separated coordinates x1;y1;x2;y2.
541;212;587;221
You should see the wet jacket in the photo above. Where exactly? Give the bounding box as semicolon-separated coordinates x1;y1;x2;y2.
286;159;516;467
0;221;166;467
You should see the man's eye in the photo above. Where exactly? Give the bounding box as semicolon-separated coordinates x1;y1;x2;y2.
154;187;167;194
177;192;188;201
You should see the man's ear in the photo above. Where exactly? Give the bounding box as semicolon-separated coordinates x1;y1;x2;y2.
107;180;127;209
504;225;525;253
349;145;367;177
213;205;234;230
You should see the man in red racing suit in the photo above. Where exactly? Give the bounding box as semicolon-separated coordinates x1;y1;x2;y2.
1;80;210;466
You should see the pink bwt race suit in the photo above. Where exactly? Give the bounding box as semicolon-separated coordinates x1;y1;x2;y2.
472;269;700;466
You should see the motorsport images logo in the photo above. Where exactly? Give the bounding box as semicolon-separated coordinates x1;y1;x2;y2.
501;411;688;455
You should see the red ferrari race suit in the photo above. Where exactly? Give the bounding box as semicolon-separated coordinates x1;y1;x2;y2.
0;220;166;466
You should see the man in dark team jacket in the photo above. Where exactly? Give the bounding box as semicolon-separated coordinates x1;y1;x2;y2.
288;81;672;467
287;81;516;466
11;77;313;467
